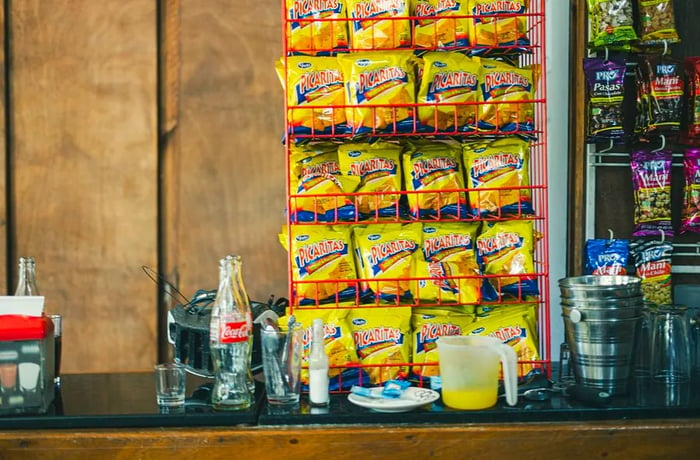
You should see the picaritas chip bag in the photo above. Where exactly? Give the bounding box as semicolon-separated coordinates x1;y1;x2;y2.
347;0;411;50
412;0;470;49
478;59;536;134
285;0;349;55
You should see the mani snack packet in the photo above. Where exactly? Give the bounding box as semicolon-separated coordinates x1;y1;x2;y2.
285;0;349;55
685;58;700;140
293;309;360;386
349;307;412;385
412;0;470;49
338;51;417;137
277;56;347;140
630;238;673;306
279;225;364;306
636;55;684;136
478;59;536;134
584;238;630;276
346;0;411;50
637;0;680;46
402;140;468;219
681;148;700;234
587;0;637;49
337;141;404;219
468;0;531;55
353;223;423;304
289;143;360;223
462;137;534;217
417;52;480;134
583;56;627;142
476;220;538;299
630;149;673;238
410;308;475;378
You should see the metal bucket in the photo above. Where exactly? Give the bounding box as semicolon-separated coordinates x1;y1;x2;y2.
559;276;643;395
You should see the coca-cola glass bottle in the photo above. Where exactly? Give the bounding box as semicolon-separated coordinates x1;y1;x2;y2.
228;254;256;395
209;256;252;410
15;256;40;296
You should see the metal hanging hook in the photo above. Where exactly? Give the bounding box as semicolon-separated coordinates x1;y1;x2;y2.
652;134;666;152
599;139;614;153
608;228;614;243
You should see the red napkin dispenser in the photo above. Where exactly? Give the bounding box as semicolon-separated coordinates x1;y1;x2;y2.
0;315;55;415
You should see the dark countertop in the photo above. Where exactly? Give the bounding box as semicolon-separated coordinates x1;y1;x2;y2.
1;371;700;430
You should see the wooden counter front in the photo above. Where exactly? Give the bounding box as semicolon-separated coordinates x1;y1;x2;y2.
1;419;700;459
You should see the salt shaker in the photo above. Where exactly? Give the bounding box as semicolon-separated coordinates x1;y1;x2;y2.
308;318;329;407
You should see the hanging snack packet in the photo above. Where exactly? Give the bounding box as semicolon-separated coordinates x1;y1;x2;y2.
412;0;470;49
349;307;412;384
285;0;349;55
584;238;630;275
637;55;684;135
289;143;360;223
417;52;480;134
337;141;404;220
277;56;347;140
402;140;468;219
478;59;536;134
279;225;364;306
346;0;411;50
338;51;416;137
587;0;637;49
353;223;423;304
411;308;474;378
467;0;530;55
684;58;700;140
637;0;680;46
630;238;673;306
463;137;534;217
630;149;673;238
476;220;539;299
584;57;627;142
681;148;700;234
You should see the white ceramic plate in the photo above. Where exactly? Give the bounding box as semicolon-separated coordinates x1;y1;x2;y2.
347;387;440;413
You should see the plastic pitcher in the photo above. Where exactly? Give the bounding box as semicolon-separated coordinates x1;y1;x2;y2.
437;335;518;409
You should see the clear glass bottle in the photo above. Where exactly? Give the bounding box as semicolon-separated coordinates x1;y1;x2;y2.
308;318;329;407
15;256;40;296
209;257;252;410
228;254;255;396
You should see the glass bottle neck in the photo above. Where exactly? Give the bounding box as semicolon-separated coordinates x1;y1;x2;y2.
15;257;40;296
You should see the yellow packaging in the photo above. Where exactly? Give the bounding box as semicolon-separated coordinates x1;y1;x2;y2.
417;52;480;133
412;0;470;48
346;0;411;50
338;51;416;136
478;59;536;133
285;0;349;54
411;308;474;377
468;0;530;52
337;141;403;219
349;307;412;384
277;56;347;138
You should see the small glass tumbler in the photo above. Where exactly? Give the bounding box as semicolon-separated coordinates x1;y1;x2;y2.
48;314;62;386
154;363;186;408
261;323;303;406
649;304;692;406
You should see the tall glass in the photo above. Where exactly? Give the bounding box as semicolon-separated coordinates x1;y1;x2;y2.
649;304;691;406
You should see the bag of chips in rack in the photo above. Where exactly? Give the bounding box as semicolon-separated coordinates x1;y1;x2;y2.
684;58;700;140
285;0;349;55
681;148;700;234
478;59;536;134
584;238;630;276
636;0;680;46
583;56;628;142
346;0;411;50
417;51;480;134
338;51;417;137
410;308;474;378
468;0;531;55
587;0;637;49
412;0;470;50
630;238;673;306
630;149;673;238
636;54;684;136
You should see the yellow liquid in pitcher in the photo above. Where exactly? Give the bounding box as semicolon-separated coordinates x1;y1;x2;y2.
442;386;497;410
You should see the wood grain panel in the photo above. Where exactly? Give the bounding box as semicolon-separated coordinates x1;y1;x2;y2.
1;421;700;459
0;2;7;293
170;0;287;303
10;0;158;372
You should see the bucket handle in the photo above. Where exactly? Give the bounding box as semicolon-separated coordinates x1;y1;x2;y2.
569;308;582;324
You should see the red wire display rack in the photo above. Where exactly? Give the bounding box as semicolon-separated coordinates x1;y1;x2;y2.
280;0;550;390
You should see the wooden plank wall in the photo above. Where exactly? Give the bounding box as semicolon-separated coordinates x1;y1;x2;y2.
0;0;287;372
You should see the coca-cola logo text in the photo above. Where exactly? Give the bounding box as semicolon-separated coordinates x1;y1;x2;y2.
219;321;249;343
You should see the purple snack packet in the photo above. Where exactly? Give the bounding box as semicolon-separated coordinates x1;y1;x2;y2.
584;57;627;142
630;149;674;238
681;148;700;234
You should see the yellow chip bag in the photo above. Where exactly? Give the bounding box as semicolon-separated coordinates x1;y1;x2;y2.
466;304;541;377
478;59;536;133
417;52;480;134
349;307;411;384
475;220;539;299
468;0;531;54
353;223;423;303
337;141;403;219
293;309;359;385
412;0;470;49
411;308;474;377
279;225;365;306
462;137;534;217
347;0;411;50
402;140;468;219
277;56;347;140
285;0;349;54
290;143;360;222
338;51;416;137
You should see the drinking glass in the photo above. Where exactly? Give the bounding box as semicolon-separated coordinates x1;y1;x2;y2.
649;304;691;406
48;314;62;386
154;363;186;407
261;323;302;405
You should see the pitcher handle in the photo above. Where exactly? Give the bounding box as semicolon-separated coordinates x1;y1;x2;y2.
496;343;519;406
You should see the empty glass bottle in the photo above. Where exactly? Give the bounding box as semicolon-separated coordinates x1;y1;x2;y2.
15;256;40;296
